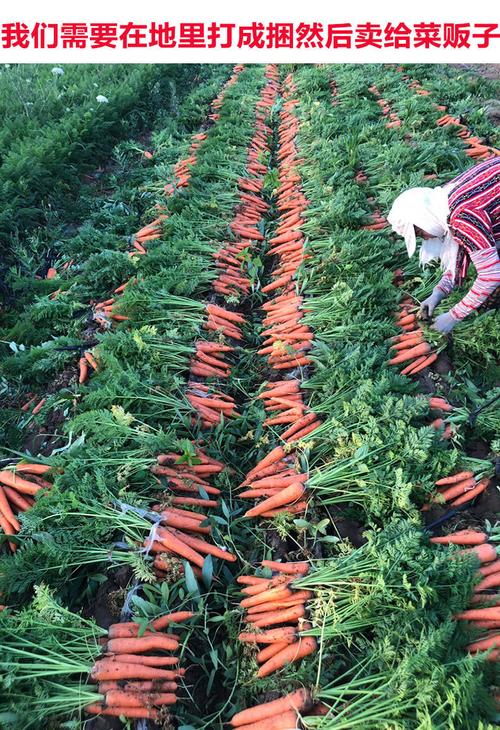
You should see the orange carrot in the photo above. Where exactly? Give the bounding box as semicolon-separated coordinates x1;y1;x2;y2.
455;607;500;621
261;560;309;575
147;529;205;568
406;352;438;374
252;604;306;628
388;342;431;365
11;463;51;475
105;635;179;654
0;471;42;496
91;661;180;682
256;641;289;664
430;530;487;545
170;528;236;562
238;628;298;644
257;636;317;677
0;488;20;531
435;471;474;486
244;483;305;519
450;478;490;507
230;689;312;727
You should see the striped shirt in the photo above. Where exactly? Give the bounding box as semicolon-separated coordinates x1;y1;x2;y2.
435;157;500;320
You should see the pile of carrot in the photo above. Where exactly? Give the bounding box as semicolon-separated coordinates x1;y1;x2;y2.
20;395;46;416
387;298;437;376
423;470;491;511
86;611;192;719
94;278;137;328
368;83;402;129
149;446;236;575
187;382;239;428
436;113;500;160
256;378;309;427
229;688;313;729
0;463;55;552
430;529;500;663
78;349;99;384
203;302;245;341
164;66;244;195
190;339;234;379
237;561;317;678
128;215;168;258
238;416;325;520
407;79;431;96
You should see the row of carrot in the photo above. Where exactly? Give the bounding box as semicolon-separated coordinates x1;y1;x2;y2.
185;66;279;429
368;81;402;130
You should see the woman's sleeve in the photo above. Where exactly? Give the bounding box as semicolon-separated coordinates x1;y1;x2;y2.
449;207;500;320
434;270;455;298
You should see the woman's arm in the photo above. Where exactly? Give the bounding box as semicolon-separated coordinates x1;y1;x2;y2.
433;208;500;331
449;246;500;320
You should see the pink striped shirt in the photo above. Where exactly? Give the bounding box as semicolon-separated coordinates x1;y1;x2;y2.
435;157;500;320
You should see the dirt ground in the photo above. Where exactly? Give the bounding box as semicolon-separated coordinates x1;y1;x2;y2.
460;64;500;81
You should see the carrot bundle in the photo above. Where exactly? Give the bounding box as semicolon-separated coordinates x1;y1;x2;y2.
0;464;56;551
423;472;491;510
387;302;437;377
86;611;193;719
187;382;239;428
236;561;315;677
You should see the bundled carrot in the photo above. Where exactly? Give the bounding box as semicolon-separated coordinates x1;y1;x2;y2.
86;611;193;719
236;560;314;677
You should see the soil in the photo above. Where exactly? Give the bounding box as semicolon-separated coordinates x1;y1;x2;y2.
459;64;500;82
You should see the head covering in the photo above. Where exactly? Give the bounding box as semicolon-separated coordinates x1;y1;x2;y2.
387;186;459;279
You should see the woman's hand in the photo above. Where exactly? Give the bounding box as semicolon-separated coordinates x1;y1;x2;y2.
432;311;458;334
419;290;445;320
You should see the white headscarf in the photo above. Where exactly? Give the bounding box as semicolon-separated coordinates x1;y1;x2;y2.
387;186;459;280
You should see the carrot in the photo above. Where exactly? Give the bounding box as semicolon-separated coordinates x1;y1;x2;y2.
458;544;497;564
98;680;178;693
391;335;423;352
475;573;500;592
455;607;500;621
170;528;236;562
435;471;474;486
241;587;295;610
436;477;477;503
280;412;318;441
260;501;308;518
11;463;51;475
449;478;490;507
105;635;179;654
430;530;487;545
286;421;322;442
256;641;289;664
237;576;269;586
238;628;298;644
103;689;177;708
90;662;180;682
406;352;438;374
206;304;244;324
147;529;204;568
0;471;42;496
84;351;99;370
257;636;317;677
388;342;431;365
466;634;500;652
246;447;286;480
78;358;88;384
479;560;500;577
159;512;209;534
3;486;33;512
231;711;300;730
252;604;306;628
0;488;20;531
244;482;305;519
32;398;46;415
85;704;159;719
261;560;309;575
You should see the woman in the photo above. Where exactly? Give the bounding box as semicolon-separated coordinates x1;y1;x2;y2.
387;156;500;333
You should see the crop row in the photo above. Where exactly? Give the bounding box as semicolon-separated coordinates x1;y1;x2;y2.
0;63;498;729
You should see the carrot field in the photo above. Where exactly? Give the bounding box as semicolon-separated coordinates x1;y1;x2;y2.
0;62;499;729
